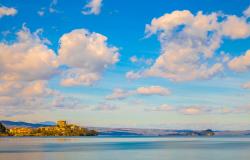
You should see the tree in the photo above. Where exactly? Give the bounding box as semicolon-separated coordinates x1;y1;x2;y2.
0;122;7;133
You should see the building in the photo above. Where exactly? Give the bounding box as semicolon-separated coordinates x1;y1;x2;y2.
9;127;33;136
57;120;67;128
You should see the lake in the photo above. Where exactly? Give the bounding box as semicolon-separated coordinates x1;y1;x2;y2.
0;137;250;160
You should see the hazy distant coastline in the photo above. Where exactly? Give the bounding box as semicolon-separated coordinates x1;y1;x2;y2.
1;120;250;137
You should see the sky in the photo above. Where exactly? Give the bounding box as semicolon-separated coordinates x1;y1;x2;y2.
0;0;250;130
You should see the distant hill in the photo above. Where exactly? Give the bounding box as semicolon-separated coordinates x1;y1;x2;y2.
1;120;250;136
90;127;250;136
37;121;56;126
0;120;55;128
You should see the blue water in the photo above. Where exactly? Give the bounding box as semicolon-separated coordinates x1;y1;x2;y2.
0;137;250;160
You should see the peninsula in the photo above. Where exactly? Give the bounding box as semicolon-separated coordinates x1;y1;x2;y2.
0;120;98;136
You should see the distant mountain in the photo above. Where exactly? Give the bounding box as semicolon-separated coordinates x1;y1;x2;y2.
0;120;54;128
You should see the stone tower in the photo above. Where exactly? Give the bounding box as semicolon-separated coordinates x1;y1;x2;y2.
57;120;67;128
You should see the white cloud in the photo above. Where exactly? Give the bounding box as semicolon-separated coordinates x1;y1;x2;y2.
129;55;153;65
145;104;214;115
0;80;57;115
37;10;45;16
179;106;211;115
129;9;250;82
241;81;250;89
37;8;45;16
106;88;132;100
235;105;250;113
0;26;120;116
1;27;118;86
145;104;250;115
221;15;250;39
1;30;11;37
228;50;250;72
106;86;171;100
0;79;86;116
38;0;58;16
218;105;250;114
178;106;250;115
243;5;250;18
145;11;222;82
136;86;171;96
0;26;59;116
82;0;102;15
93;102;119;111
0;81;55;98
0;26;59;81
217;107;233;114
145;104;174;112
126;71;143;80
130;56;138;63
58;29;119;86
49;0;58;13
0;6;17;18
52;95;83;109
60;68;101;87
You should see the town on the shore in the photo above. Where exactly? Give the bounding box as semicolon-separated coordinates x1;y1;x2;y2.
0;120;98;136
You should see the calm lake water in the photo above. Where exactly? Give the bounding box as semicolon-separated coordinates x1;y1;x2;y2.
0;137;250;160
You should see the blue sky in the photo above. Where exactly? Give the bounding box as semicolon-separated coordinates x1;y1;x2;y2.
0;0;250;130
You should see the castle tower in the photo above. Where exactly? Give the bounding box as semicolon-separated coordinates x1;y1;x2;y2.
57;120;67;128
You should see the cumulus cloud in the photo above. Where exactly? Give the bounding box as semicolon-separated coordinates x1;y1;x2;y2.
145;11;221;81
0;27;119;87
221;15;250;39
58;29;119;86
106;86;171;100
0;26;118;86
228;50;250;72
82;0;102;15
0;26;119;116
128;9;250;82
0;80;57;116
0;26;59;81
0;5;17;18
